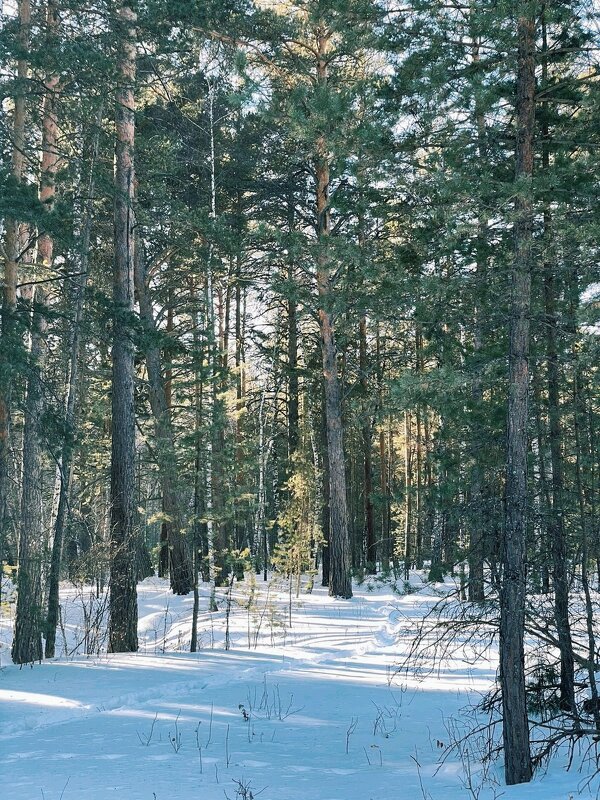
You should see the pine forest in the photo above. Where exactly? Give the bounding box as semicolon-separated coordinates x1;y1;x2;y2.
1;1;600;798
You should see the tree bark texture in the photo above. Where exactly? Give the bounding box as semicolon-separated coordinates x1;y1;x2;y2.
108;2;138;653
11;287;46;664
315;30;351;599
14;0;58;664
500;10;535;786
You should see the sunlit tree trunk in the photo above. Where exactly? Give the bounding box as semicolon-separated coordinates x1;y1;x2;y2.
315;28;351;598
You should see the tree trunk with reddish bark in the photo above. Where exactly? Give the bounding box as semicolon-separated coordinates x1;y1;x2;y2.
0;0;30;584
315;28;351;599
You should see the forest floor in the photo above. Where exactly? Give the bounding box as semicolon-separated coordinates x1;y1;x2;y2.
0;574;596;800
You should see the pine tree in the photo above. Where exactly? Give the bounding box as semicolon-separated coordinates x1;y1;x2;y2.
108;2;139;653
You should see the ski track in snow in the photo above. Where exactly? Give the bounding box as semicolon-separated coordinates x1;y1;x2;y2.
0;576;595;799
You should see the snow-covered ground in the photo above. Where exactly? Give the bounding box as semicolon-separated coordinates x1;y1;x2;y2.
0;574;595;799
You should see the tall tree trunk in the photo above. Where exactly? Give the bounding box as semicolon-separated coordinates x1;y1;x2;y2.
379;429;389;570
204;79;220;608
387;426;397;573
376;325;390;571
191;277;206;650
204;276;218;607
415;328;424;571
0;0;30;583
315;29;351;598
359;314;376;573
415;408;424;570
11;287;46;665
318;266;351;596
287;189;299;461
500;10;535;785
108;2;138;653
13;0;58;664
254;390;271;581
234;244;245;551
